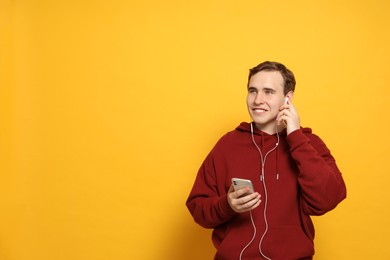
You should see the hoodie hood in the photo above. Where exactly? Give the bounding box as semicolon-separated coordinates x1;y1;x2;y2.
235;121;312;181
235;121;312;136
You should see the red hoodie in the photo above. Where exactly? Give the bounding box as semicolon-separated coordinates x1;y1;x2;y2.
186;122;346;260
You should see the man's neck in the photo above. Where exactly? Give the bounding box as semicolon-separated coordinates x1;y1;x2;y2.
254;122;286;135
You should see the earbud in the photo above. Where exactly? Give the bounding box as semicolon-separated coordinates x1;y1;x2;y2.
284;97;289;105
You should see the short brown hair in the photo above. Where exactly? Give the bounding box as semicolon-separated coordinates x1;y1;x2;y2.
247;61;296;95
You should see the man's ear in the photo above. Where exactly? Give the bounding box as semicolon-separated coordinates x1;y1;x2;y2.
286;91;294;102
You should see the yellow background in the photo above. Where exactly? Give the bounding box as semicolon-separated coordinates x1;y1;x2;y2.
1;0;389;259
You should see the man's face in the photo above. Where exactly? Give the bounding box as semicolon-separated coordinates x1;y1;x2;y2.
246;70;286;134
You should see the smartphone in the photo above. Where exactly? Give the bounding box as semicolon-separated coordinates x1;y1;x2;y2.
231;178;254;194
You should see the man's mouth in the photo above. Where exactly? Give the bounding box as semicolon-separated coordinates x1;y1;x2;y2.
252;108;267;113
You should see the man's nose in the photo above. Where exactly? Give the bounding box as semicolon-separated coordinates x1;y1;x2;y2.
254;93;264;104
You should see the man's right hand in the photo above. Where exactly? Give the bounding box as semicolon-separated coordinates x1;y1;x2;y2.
227;185;261;213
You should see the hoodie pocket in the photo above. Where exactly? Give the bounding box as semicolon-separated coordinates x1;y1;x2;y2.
261;226;314;259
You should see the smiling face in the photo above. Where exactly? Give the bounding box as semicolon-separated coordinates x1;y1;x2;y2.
246;70;287;134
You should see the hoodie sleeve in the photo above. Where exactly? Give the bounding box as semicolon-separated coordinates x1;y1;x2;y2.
186;151;238;229
287;129;347;216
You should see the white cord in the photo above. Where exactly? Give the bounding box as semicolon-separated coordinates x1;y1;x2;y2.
247;122;279;260
258;164;271;260
239;210;257;260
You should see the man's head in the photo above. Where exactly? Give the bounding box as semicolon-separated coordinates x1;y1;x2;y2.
247;61;296;95
246;61;296;133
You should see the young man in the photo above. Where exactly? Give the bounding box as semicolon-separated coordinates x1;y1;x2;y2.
186;61;346;260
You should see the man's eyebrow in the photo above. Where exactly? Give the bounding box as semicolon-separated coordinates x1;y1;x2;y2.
263;87;276;92
247;86;276;93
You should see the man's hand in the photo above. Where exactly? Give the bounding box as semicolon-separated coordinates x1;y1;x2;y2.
227;185;261;213
277;99;300;135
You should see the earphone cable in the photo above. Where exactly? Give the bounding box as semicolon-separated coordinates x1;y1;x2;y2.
248;122;279;260
239;210;257;260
